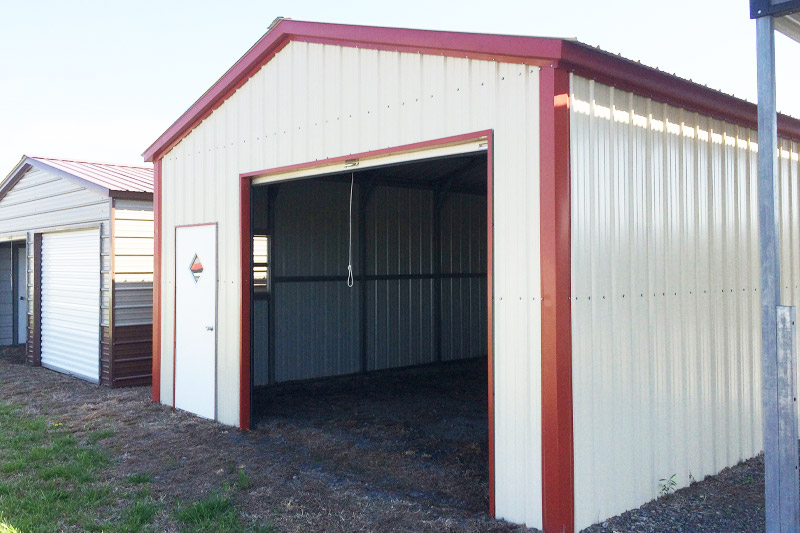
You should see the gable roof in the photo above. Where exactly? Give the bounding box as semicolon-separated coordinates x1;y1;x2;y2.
143;18;800;163
1;156;154;202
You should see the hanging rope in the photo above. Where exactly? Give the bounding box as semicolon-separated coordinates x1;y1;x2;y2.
347;173;354;288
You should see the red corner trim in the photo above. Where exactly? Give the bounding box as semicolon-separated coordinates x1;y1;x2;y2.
540;66;574;533
486;131;495;517
152;158;162;402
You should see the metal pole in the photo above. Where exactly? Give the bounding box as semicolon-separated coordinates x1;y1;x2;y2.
757;15;800;533
776;306;800;530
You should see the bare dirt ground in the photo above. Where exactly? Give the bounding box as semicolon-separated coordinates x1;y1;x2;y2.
0;348;526;532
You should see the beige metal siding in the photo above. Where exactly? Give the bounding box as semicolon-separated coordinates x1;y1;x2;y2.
160;41;542;527
0;167;112;329
0;168;109;233
113;199;153;326
568;74;800;529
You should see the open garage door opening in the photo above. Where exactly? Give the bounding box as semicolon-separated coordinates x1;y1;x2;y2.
248;149;491;511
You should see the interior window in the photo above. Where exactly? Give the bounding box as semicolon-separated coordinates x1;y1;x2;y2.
253;235;269;292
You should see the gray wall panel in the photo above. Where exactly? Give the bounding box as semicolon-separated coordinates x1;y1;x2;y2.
253;299;268;386
440;193;488;361
274;281;359;382
366;187;436;370
264;178;487;382
0;244;12;346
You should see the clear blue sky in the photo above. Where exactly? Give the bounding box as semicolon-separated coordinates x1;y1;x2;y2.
0;0;797;173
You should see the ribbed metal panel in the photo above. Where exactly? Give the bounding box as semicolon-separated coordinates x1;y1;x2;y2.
0;244;12;345
440;194;488;361
41;229;101;383
365;186;435;370
0;167;110;235
253;298;268;386
271;180;360;382
160;41;542;527
30;157;153;193
568;74;788;529
113;200;153;326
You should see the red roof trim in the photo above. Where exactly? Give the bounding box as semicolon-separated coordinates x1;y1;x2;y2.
143;19;800;163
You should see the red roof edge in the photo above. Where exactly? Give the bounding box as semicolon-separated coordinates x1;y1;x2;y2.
560;40;800;139
143;19;800;163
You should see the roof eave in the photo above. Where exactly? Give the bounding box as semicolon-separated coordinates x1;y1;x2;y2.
559;40;800;140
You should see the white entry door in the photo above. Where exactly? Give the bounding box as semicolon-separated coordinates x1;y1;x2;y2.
41;229;100;382
174;224;217;419
16;246;26;343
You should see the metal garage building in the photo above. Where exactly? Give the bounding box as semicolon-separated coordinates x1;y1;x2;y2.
0;156;154;387
144;20;800;532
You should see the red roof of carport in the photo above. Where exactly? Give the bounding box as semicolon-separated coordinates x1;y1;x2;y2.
143;18;800;163
30;157;154;193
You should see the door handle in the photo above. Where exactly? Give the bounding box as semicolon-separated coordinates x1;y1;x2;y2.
205;326;214;331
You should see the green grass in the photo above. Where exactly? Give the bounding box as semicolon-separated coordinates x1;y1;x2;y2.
0;401;273;532
174;494;240;532
87;428;114;444
126;472;152;484
0;404;112;532
235;468;253;490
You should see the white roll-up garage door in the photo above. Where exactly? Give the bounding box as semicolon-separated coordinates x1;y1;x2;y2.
41;229;100;382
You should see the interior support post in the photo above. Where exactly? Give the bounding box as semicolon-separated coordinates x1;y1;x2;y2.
359;182;373;374
267;186;277;386
433;188;444;363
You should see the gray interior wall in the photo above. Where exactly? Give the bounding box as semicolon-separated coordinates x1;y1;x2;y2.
365;186;435;370
272;181;360;383
0;244;12;345
262;176;487;384
440;194;488;361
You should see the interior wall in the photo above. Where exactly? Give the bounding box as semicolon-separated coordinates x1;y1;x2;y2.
0;243;12;345
256;174;487;384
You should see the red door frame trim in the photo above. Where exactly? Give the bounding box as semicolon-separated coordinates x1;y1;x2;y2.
152;158;162;402
173;222;219;420
539;66;574;533
238;130;496;514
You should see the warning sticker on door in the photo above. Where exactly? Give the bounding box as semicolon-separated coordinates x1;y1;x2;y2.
189;254;204;283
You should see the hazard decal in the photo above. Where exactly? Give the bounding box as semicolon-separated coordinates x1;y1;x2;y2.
189;254;204;283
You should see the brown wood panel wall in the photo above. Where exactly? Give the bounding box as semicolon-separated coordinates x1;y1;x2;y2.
110;324;152;387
